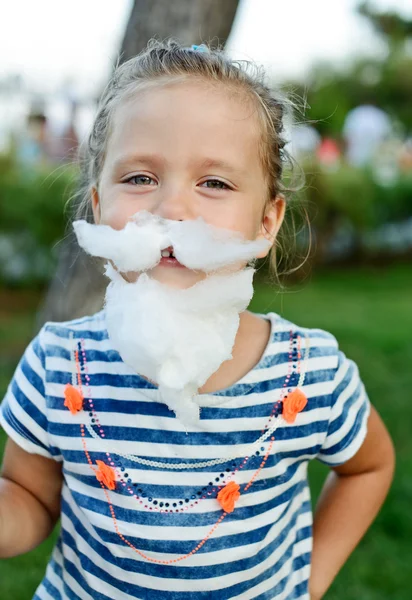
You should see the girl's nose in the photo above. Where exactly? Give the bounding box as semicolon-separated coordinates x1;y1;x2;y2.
153;186;194;221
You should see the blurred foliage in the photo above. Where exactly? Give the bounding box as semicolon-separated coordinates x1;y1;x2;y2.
295;55;412;138
303;163;412;228
0;154;76;248
288;3;412;136
358;1;412;55
0;153;78;286
278;162;412;270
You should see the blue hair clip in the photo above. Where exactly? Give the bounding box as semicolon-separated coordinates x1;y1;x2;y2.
190;44;209;53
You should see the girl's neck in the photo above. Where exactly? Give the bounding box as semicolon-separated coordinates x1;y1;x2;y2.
198;311;271;395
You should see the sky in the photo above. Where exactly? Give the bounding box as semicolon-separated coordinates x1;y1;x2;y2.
0;0;411;96
0;0;410;142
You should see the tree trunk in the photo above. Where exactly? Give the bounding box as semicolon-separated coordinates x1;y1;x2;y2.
121;0;240;59
36;0;240;328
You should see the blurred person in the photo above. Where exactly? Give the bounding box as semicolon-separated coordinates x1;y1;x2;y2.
49;99;80;164
289;123;321;161
15;101;52;169
316;136;341;171
0;40;394;600
343;103;392;167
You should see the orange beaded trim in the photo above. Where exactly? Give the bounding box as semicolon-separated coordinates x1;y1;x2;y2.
63;348;85;414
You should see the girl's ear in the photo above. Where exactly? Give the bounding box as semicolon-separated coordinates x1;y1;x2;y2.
91;186;101;224
256;195;286;259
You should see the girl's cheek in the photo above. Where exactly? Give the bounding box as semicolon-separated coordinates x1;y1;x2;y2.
101;208;129;230
100;194;135;229
198;202;256;233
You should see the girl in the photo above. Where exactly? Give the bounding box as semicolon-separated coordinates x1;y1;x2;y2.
0;40;394;600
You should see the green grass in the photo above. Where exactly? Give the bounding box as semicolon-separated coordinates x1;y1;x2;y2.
1;265;411;599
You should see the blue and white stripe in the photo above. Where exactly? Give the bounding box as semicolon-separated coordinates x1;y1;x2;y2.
0;309;370;599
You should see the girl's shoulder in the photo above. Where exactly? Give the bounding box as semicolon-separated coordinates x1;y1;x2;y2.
262;311;371;466
41;308;108;340
258;311;343;389
33;310;115;377
263;311;339;353
37;309;113;357
242;311;343;399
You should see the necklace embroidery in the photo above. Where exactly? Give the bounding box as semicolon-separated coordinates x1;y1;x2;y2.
66;327;310;562
80;427;275;565
82;330;309;469
70;330;309;506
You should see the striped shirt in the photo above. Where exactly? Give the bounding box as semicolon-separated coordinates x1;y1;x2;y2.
0;309;371;599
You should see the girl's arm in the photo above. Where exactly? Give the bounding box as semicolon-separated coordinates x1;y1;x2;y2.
0;437;63;558
309;405;395;600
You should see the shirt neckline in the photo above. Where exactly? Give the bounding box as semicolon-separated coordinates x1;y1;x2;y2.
102;311;281;405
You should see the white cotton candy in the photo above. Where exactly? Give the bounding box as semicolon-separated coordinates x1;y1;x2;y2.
73;216;169;272
73;210;271;274
104;263;254;427
168;218;271;271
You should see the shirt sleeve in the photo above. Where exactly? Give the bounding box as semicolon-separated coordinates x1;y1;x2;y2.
317;349;371;466
0;327;56;459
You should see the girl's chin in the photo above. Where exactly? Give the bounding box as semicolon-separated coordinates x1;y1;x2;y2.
150;266;206;289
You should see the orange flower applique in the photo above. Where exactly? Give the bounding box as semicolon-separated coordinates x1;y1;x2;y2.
282;388;308;424
64;383;83;414
217;481;240;513
95;460;116;490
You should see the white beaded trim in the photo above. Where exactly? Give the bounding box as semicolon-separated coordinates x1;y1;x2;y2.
83;333;311;470
70;331;77;387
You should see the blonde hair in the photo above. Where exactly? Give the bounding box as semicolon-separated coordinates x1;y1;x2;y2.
73;38;306;277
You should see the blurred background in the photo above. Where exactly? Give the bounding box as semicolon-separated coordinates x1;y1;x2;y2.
0;1;411;598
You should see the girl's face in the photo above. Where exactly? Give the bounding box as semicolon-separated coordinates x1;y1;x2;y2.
92;80;285;286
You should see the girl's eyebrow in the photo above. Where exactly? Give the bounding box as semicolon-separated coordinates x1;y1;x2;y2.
200;158;242;175
112;153;166;173
112;154;242;176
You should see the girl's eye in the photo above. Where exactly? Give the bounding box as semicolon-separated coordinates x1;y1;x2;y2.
201;179;230;190
123;176;230;190
124;175;156;186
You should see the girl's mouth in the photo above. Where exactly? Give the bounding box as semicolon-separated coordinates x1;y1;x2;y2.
159;247;185;268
